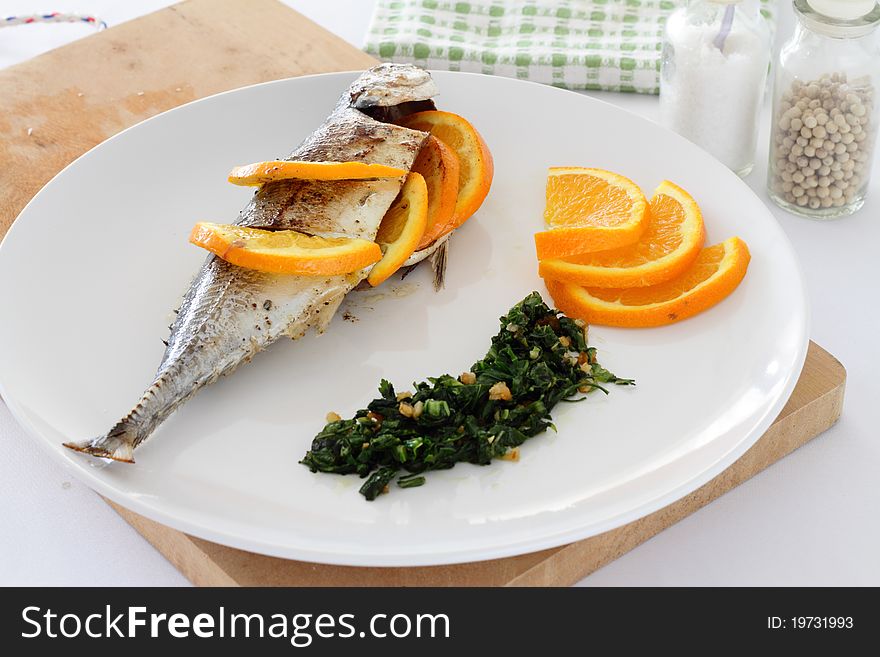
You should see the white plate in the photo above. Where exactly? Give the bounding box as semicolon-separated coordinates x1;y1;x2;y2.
0;71;808;566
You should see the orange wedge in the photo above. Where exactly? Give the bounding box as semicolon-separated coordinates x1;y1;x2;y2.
189;222;381;276
534;167;648;259
399;110;493;227
228;160;407;186
538;180;706;288
545;237;750;328
410;135;460;249
368;172;429;286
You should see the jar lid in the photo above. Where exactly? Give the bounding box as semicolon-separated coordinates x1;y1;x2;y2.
796;0;880;36
808;0;876;20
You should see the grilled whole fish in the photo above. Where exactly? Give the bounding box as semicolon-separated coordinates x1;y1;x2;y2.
64;64;437;462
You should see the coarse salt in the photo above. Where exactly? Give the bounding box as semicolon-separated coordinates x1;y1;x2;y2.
660;3;770;176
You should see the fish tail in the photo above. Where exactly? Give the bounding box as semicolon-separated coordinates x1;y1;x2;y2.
64;369;193;463
63;420;139;463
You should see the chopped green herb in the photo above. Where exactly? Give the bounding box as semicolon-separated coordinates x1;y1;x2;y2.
300;292;633;500
397;474;427;489
358;466;397;501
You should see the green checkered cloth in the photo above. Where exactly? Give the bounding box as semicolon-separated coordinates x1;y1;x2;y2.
365;0;775;94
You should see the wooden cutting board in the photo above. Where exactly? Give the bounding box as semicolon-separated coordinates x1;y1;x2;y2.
0;0;846;586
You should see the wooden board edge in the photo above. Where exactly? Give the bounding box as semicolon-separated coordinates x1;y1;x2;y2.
108;501;238;586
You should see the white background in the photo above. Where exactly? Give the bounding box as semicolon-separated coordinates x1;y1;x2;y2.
0;0;877;586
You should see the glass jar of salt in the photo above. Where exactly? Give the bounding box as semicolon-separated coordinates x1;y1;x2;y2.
767;0;880;218
660;0;771;176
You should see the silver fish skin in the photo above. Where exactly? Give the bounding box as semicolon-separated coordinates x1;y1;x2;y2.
64;64;436;462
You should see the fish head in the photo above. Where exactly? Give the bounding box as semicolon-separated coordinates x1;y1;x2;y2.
349;63;438;110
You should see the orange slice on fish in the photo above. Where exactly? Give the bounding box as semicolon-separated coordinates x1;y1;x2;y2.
189;222;382;276
398;110;494;228
409;135;460;249
368;172;429;286
228;160;407;186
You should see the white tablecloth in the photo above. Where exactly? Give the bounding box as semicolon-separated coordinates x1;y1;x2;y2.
1;0;877;586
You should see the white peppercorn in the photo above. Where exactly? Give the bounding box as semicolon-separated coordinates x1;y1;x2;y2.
769;71;875;215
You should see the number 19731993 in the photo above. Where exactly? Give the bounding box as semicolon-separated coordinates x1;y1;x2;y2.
768;617;854;630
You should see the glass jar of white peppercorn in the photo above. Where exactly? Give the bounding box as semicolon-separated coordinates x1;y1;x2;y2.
768;0;880;218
